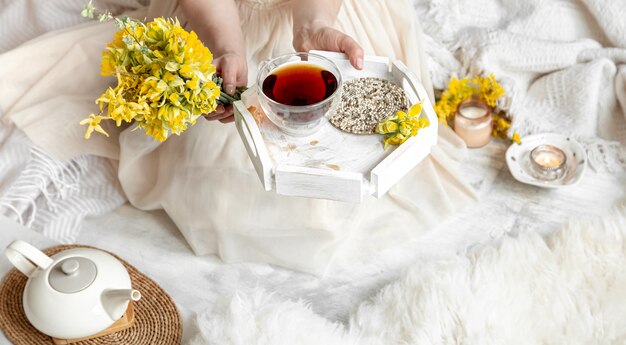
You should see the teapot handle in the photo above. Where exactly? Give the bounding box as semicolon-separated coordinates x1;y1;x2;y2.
5;240;53;277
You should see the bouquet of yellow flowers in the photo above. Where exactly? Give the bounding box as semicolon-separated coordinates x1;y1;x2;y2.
81;12;242;142
434;74;520;144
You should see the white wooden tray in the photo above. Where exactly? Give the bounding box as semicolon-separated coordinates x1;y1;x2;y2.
233;51;438;203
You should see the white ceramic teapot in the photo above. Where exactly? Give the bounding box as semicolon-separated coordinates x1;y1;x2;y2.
5;240;141;339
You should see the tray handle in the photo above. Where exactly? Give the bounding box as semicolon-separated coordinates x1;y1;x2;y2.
391;61;438;146
369;61;439;198
234;99;273;191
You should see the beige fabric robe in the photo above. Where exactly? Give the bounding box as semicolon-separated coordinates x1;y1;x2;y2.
0;0;476;274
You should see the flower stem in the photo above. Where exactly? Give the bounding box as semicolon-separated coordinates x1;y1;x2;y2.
212;75;247;106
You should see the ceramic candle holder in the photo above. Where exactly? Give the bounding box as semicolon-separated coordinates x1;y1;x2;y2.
453;98;492;148
529;144;567;180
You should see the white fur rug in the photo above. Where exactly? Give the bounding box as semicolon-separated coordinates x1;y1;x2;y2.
188;207;626;345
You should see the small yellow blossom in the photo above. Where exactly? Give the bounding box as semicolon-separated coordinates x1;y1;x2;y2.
492;111;521;144
375;102;429;149
80;114;110;139
475;74;505;107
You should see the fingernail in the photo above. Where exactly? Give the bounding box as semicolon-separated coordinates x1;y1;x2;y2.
356;58;364;70
225;84;235;95
215;105;225;114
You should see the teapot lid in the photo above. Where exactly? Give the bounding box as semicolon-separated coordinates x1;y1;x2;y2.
48;257;97;293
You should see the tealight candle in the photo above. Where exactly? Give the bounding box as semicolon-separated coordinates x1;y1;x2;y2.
454;98;492;148
530;145;567;180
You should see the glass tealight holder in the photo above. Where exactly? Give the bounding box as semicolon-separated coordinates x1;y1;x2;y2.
529;144;567;181
453;98;492;148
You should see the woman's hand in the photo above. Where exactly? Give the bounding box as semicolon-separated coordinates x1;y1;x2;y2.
180;0;246;123
293;24;364;70
291;0;364;70
205;53;248;123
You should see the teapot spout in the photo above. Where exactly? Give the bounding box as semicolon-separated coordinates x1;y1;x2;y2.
101;289;141;321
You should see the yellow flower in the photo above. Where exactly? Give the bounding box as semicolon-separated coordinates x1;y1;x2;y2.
80;114;109;139
407;102;422;118
375;101;429;149
179;64;194;78
376;121;398;134
434;99;452;125
476;74;505;107
447;77;472;101
434;77;474;125
186;75;200;90
383;134;406;150
491;111;522;144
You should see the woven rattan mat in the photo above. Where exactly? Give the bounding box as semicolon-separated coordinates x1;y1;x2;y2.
0;245;181;345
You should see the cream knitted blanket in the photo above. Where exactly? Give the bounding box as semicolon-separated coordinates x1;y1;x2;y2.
415;0;626;172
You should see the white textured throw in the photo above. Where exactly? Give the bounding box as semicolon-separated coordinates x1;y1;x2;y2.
415;0;626;172
188;206;626;345
0;0;138;242
0;126;125;243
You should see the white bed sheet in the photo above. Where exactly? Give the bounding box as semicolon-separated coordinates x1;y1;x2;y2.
2;140;622;344
83;151;624;344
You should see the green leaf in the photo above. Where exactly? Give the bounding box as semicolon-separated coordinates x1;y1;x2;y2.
114;18;125;29
122;35;134;48
81;0;95;18
97;11;112;22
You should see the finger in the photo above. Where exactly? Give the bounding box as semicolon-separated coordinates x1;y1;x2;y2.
219;115;235;123
204;105;225;120
220;59;239;95
205;106;233;121
207;106;234;121
205;112;231;121
237;63;249;87
339;35;364;70
213;105;225;114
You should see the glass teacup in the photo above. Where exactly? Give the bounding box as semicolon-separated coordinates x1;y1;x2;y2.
256;52;343;136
